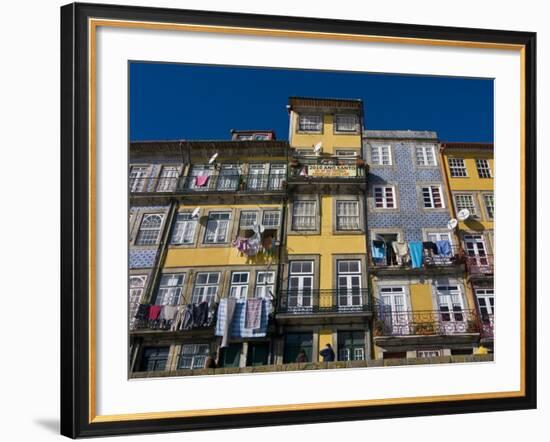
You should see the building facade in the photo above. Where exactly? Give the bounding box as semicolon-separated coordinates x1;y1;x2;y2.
440;142;495;352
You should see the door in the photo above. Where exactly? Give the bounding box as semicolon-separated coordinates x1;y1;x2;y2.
337;260;362;309
436;285;466;334
476;288;494;336
426;231;453;265
156;165;179;192
283;333;313;363
220;344;242;368
337;331;365;361
129;166;148;192
287;261;313;310
464;234;489;267
268;164;286;190
217;164;240;190
247;164;267;190
188;165;214;191
378;287;408;335
246;342;270;366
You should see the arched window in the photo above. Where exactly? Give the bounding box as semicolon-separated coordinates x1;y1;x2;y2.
135;214;164;245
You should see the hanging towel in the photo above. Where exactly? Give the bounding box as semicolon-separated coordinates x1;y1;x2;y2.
221;298;237;348
148;304;162;320
371;240;386;260
436;240;453;257
409;241;424;268
392;241;409;257
422;241;438;255
160;305;178;321
195;175;209;187
245;298;263;329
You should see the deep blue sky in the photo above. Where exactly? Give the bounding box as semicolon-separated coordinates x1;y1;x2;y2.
130;62;493;143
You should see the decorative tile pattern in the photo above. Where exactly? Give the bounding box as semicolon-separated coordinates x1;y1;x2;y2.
129;248;160;269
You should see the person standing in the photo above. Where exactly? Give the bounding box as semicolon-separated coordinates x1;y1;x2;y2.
319;343;335;362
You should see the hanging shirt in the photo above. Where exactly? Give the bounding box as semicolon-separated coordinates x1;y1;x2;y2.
436;240;453;257
371;240;386;260
148;304;162;320
195;175;209;187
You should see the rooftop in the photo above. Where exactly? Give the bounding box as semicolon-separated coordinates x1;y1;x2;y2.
440;142;494;150
288;96;363;111
363;130;438;140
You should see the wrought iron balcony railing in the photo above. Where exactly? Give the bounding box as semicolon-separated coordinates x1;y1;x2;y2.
373;308;482;337
277;289;371;314
479;313;494;338
465;255;494;276
129;173;287;194
369;245;463;269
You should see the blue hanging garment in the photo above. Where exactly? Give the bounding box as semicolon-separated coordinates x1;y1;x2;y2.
436;240;452;257
409;241;424;268
371;240;386;260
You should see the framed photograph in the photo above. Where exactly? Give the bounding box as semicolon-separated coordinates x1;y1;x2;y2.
60;2;536;438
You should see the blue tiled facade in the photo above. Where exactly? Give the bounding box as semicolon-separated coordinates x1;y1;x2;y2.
364;132;451;242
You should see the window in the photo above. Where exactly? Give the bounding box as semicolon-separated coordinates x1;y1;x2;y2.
129;166;149;192
337;260;362;308
476;159;492;178
268;164;286;190
247;342;270;366
454;194;477;216
217;164;240;191
421;186;444;208
283;333;313;363
378;286;408;335
139;347;169;372
220;344;242;368
287;261;314;309
129;275;147;323
373;186;396;209
229;272;249;298
448;158;467;177
155;274;185;306
336;201;360;230
204;212;231;243
415;146;437;166
255;271;275;298
178;344;209;369
156;165;179;192
484;194;495;219
298;114;322;132
335;114;358;132
338;331;365;361
239;211;258;229
292;201;316;230
476;288;495;321
170;212;197;245
426;232;454;264
370;145;391;165
135;214;164;245
262;210;281;228
188;165;214;191
247;164;267;190
192;272;220;304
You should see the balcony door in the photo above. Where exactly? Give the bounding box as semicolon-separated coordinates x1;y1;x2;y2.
288;261;313;310
378;287;408;335
268;164;286;190
247;164;267;190
476;288;494;336
156;165;179;192
337;260;362;309
436;285;467;333
188;165;214;191
464;234;489;266
217;164;240;191
426;231;453;265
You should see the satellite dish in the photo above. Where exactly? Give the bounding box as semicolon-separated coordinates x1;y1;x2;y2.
313;142;323;155
447;218;458;230
457;209;471;221
191;207;200;218
208;153;218;164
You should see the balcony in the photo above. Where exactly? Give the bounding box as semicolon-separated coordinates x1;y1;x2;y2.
276;289;371;316
479;314;494;339
465;255;494;278
288;158;367;186
373;309;481;338
369;245;464;274
129;174;287;195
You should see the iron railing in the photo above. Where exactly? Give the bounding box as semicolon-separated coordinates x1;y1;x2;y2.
369;245;463;269
465;255;494;276
479;313;494;338
277;289;371;314
129;174;287;194
372;308;481;337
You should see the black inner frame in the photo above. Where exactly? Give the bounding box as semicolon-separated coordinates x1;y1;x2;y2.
60;2;537;438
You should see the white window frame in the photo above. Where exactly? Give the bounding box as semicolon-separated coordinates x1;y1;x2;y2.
239;211;258;229
454;193;478;217
129;165;149;192
229;271;250;299
421;185;445;209
155;273;185;306
178;344;210;369
298;114;323;132
262;210;281;228
135;213;164;245
476;159;492;178
254;271;275;298
288;261;314;308
170;212;197;245
448;158;468;177
373;186;396;209
156;165;179;192
415;145;437;166
483;194;495;219
370;145;392;165
192;272;220;304
337;260;363;307
336;200;360;230
129;275;147;322
204;212;231;244
292;200;316;230
334;114;359;133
